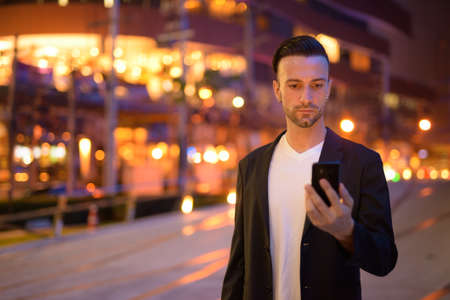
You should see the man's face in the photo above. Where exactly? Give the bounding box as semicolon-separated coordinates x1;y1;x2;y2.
273;55;331;128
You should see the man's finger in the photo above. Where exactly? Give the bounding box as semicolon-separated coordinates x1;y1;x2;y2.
319;179;342;212
305;184;333;220
305;186;323;219
305;190;322;225
339;183;354;208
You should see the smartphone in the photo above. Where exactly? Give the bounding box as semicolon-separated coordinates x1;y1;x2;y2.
312;162;340;206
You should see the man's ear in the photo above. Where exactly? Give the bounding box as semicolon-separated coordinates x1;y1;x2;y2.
273;79;281;102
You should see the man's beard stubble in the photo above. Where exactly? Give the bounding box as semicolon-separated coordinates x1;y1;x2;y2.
282;97;324;128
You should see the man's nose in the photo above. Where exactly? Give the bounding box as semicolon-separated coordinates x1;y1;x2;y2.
299;87;313;105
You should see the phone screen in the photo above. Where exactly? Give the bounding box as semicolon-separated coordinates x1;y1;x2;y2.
312;162;340;206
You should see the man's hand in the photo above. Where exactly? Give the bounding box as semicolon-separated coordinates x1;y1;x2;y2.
304;179;355;253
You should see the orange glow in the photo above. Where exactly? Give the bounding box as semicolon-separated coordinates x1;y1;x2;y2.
203;146;219;164
38;59;49;69
429;169;439;180
120;144;134;161
203;97;215;108
197;183;210;193
417;169;426;180
227;207;235;220
182;225;196;236
92;189;104;199
151;147;163;160
86;183;96;193
420;286;450;300
127;254;228;300
390;149;400;160
181;195;194;214
39;172;50;182
79;138;92;178
192;152;202;164
95;150;105;161
227;190;236;205
81;65;92;76
184;0;202;10
340;119;354;133
114;59;127;73
410;156;420;169
72;48;81;58
184;84;196;97
218;149;230;162
188;248;228;265
162;54;174;65
14;172;29;182
93;73;104;84
350;50;370;72
169;66;182;78
90;47;100;57
402;168;412;180
133;128;147;144
162;79;173;92
113;47;123;58
316;34;340;63
104;0;114;8
236;2;247;13
169;144;180;157
420;187;433;197
419;119;431;131
198;87;213;99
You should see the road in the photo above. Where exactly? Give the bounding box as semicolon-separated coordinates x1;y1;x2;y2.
0;181;449;300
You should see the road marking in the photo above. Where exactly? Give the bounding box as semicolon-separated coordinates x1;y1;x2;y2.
391;182;419;214
0;210;231;296
395;211;450;239
128;257;229;300
420;283;450;300
6;248;229;300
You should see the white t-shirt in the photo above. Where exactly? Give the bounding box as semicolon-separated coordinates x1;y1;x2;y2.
268;133;324;300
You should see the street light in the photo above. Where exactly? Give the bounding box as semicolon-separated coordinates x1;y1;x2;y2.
418;119;431;131
227;190;237;205
181;195;194;214
232;96;245;108
79;138;92;179
340;119;355;133
198;87;213;100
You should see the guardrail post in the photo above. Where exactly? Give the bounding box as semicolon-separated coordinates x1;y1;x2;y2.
54;195;67;238
125;195;136;222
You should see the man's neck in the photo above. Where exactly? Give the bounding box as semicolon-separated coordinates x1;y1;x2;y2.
285;119;326;153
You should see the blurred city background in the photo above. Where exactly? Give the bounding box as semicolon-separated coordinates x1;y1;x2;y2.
0;0;449;299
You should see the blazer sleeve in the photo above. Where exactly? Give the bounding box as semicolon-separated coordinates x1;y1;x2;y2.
346;152;398;276
221;161;245;300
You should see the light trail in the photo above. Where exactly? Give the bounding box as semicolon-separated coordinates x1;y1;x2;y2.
11;249;229;300
0;210;232;293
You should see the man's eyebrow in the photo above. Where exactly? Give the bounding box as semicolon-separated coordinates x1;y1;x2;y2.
286;78;327;83
286;79;303;83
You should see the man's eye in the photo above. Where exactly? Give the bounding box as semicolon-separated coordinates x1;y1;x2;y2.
289;84;300;89
312;84;324;89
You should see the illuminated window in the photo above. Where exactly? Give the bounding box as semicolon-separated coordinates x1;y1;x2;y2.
316;34;340;63
350;50;371;72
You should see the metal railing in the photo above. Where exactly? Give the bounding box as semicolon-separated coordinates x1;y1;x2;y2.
0;190;180;237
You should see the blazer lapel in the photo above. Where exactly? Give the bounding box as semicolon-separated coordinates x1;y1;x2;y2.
256;130;286;244
302;127;344;239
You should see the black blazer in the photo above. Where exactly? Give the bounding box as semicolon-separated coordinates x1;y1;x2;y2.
221;128;397;300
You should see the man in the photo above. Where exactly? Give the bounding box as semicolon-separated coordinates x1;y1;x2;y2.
221;35;397;300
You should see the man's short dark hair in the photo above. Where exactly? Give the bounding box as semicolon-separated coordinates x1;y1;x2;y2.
272;35;330;76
